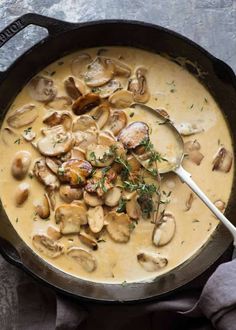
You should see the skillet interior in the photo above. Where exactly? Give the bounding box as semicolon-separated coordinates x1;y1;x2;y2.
0;14;236;303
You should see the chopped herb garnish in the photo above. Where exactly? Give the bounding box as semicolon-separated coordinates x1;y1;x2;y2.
129;112;134;118
28;172;34;179
192;219;200;223
166;80;176;93
89;151;97;164
97;239;106;243
181;240;185;245
15;217;19;223
14;138;21;145
58;167;65;176
115;156;131;180
204;97;208;103
189;104;194;110
129;222;136;231
24;127;32;135
121;280;127;287
50;71;56;76
117;197;127;213
140;138;167;165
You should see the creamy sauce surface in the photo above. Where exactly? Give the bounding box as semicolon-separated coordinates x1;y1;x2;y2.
0;47;233;283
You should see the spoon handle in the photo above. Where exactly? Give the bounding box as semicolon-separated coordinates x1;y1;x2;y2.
175;165;236;246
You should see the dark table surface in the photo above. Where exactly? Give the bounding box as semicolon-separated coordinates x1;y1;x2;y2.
0;0;236;328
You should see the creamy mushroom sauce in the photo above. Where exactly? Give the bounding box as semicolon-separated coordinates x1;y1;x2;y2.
0;47;233;283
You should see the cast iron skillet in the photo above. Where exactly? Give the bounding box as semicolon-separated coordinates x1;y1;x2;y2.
0;13;236;303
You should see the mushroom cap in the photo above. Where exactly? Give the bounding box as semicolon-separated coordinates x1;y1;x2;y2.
118;121;149;149
7;104;38;129
106;211;132;243
28;76;57;103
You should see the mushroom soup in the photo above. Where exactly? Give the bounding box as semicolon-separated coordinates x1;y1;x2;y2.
0;47;233;283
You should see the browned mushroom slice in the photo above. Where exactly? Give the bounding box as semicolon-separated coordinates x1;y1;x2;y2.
7;104;38;128
111;59;131;77
87;206;104;233
37;131;74;157
67;247;97;272
59;185;82;203
71;53;92;78
55;204;87;234
45;157;61;174
106;211;132;243
35;193;50;219
33;158;60;190
128;67;150;103
11;150;31;180
15;182;30;206
83;191;103;207
71;147;86;160
92;80;121;98
127;154;141;172
72;115;98;132
85;168;116;197
104;110;127;136
28;76;57;103
79;232;98;250
108;90;133;108
74;130;98;151
212;147;233;173
86;143;116;167
58;159;92;186
137;252;168;271
43;111;72;131
32;234;64;258
47;226;62;240
125;192;141;220
184;140;204;165
156;108;170;119
152;212;176;246
47;96;72;110
84;56;115;87
72;93;101;115
118;121;149;149
89;103;110;129
64;76;82;100
97;131;115;146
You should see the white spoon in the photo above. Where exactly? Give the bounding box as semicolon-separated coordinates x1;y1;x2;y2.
131;103;236;246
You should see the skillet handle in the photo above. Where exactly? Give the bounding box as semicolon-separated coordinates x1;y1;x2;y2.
0;236;23;267
0;13;74;48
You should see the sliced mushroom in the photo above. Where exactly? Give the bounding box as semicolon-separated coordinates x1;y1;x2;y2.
128;67;150;103
59;185;82;203
84;56;114;87
184;140;204;165
87;206;104;234
118;121;149;149
111;58;131;77
1;127;19;145
71;53;92;78
85;168;116;197
22;128;36;142
97;131;115;146
67;247;96;272
175;122;203;136
7;104;38;128
72;93;101;115
72;115;98;132
86;143;115;167
33;158;60;190
64;76;82;99
152;212;176;246
71;147;86;160
212;147;233;173
46;96;72;110
79;232;98;250
126;192;141;220
127;154;141;172
73;130;97;151
83;191;103;207
43;111;72;131
104;187;121;207
55;204;87;234
41;124;65;136
214;199;226;212
15;182;29;206
35;194;50;219
46;188;56;211
106;211;132;243
137;252;168;272
11;150;31;180
47;226;62;240
32;234;64;258
45;157;60;174
103;110;127;136
28;76;57;103
37;131;74;157
185;193;194;211
92;79;121;98
89;103;110;129
58;159;92;186
108;90;133;108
